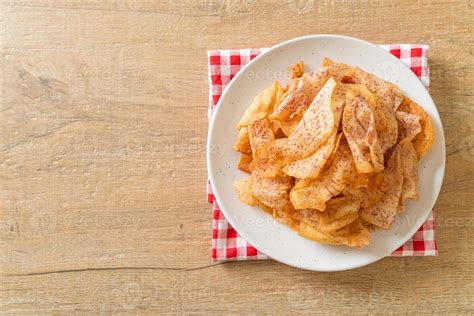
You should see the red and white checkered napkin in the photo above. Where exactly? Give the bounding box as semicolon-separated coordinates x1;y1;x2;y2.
207;44;437;261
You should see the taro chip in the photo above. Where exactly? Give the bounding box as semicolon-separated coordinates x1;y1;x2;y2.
248;119;274;157
342;172;385;209
301;68;331;104
290;180;332;210
270;117;301;137
322;57;333;67
250;138;286;177
290;138;354;211
271;78;307;122
233;127;252;155
288;60;305;79
270;120;287;138
343;86;384;173
397;139;419;212
329;219;371;248
331;198;360;218
237;81;285;129
299;221;342;245
317;197;360;232
284;78;346;162
251;170;293;208
273;203;299;230
396;111;421;142
326;59;399;152
234;177;259;206
238;153;252;173
360;146;404;228
347;171;371;189
300;215;369;248
398;96;434;159
282;131;337;179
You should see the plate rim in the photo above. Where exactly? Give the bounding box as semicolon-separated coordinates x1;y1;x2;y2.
206;34;446;271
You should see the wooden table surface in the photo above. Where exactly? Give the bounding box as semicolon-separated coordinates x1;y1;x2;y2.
1;0;473;314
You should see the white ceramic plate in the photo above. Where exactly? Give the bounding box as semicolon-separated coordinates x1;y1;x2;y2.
207;35;445;271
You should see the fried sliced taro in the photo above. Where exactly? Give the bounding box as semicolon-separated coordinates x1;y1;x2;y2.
248;119;275;155
234;177;272;213
237;81;285;129
234;177;259;206
342;172;385;209
396;111;421;142
290;138;354;210
343;86;384;173
317;197;360;232
246;119;294;208
360;145;404;228
397;139;419;212
288;60;305;79
284;78;346;162
273;203;299;230
233;126;252;155
238;153;252;173
271;78;308;122
282;131;338;179
298;207;370;248
272;66;331;123
325;59;400;152
251;171;293;209
398;96;434;159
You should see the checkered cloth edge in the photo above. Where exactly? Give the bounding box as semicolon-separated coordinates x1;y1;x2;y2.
208;44;437;261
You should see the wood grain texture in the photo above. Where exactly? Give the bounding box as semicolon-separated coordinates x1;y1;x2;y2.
0;0;473;314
